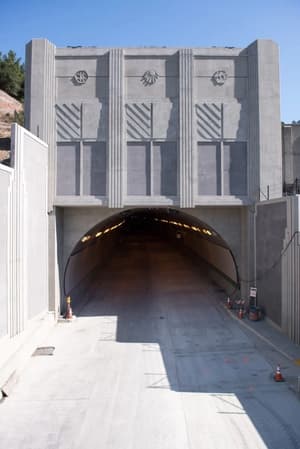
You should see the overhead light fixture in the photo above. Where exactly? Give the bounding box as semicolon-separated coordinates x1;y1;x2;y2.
81;235;91;243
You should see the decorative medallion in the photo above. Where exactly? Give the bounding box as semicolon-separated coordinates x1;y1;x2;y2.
141;70;159;86
73;70;89;85
212;70;227;86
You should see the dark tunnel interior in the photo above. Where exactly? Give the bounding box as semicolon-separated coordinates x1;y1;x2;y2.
63;208;239;311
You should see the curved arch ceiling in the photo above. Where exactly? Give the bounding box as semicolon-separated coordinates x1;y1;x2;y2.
65;208;239;300
72;208;229;254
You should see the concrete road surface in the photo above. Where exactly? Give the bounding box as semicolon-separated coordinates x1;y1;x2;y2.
1;234;300;449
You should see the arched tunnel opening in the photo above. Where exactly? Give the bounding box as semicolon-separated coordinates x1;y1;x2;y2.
63;208;239;315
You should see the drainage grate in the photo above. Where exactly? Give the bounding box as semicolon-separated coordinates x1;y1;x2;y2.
32;346;55;357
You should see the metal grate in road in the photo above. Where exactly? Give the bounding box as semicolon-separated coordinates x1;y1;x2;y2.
32;346;55;356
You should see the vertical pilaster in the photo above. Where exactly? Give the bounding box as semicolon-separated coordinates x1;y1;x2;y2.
282;196;300;344
247;44;260;202
248;40;282;201
179;49;194;208
25;39;56;207
282;125;294;184
10;124;25;336
25;39;57;313
108;49;124;208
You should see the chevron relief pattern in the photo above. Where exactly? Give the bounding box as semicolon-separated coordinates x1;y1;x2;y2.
125;103;152;140
196;103;222;140
56;103;81;140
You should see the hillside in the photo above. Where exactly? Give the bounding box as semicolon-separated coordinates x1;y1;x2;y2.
0;89;23;163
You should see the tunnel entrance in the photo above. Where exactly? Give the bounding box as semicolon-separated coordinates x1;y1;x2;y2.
63;208;239;312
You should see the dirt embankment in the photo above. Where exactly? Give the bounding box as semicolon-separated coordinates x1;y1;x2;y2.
0;89;23;162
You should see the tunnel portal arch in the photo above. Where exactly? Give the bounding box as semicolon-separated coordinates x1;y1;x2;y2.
63;208;240;309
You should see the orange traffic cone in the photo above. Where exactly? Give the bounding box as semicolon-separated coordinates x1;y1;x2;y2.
238;308;244;319
64;296;73;320
226;297;232;309
274;364;284;382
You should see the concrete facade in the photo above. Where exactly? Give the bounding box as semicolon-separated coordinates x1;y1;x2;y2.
25;39;282;208
24;39;283;315
18;37;300;347
282;123;300;188
256;197;300;337
0;124;53;386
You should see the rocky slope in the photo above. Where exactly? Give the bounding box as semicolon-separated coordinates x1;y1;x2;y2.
0;89;23;162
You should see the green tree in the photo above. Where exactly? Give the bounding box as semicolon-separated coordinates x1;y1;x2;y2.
0;51;24;101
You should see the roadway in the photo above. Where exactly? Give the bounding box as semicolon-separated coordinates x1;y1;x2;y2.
1;233;300;449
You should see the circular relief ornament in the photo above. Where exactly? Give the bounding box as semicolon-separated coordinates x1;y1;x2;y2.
73;70;89;84
212;70;227;86
141;70;159;86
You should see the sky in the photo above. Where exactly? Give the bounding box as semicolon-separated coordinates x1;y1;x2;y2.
0;0;299;122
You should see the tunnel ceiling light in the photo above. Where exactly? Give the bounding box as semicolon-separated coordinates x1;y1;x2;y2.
81;235;92;243
95;231;103;238
157;217;215;238
101;220;125;235
202;229;213;236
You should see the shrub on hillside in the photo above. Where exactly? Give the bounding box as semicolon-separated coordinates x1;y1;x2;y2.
0;51;24;102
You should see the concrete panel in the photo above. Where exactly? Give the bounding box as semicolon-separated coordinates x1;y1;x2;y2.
57;77;108;101
125;55;178;77
56;103;81;141
223;101;248;140
82;142;106;196
23;132;48;319
223;142;247;196
152;101;178;140
198;143;221;195
55;55;109;77
152;142;177;196
194;77;247;101
56;143;80;196
282;196;300;344
247;40;282;200
292;135;300;179
127;143;150;195
125;103;152;140
194;56;248;77
282;124;300;185
256;200;287;326
108;49;124;208
0;166;12;337
195;103;222;140
126;77;178;100
82;102;107;140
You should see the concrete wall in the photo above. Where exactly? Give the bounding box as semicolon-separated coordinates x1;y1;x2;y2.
24;38;282;315
256;196;300;345
282;124;300;184
25;39;282;210
0;164;13;339
281;196;300;344
256;200;287;326
0;124;51;386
